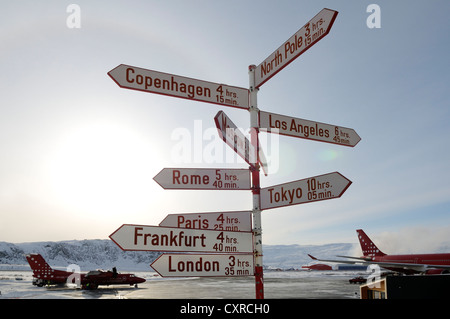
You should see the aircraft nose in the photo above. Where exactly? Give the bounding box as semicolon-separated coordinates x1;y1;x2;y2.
136;277;146;283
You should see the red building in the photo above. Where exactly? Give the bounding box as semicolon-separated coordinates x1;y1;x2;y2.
302;264;332;271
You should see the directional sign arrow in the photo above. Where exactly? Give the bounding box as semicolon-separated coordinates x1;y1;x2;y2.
260;172;351;210
108;64;249;109
214;111;268;175
109;224;253;253
151;253;254;278
153;168;251;190
254;8;338;88
214;110;256;167
159;211;252;232
259;111;361;147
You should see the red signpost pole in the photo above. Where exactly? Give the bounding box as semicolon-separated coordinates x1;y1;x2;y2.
249;64;264;299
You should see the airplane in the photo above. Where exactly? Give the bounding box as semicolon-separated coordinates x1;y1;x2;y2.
26;253;146;289
308;229;450;275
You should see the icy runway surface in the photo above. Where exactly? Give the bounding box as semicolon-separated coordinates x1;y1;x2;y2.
0;270;362;299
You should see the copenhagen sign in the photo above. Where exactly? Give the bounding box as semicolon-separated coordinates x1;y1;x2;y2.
108;64;249;109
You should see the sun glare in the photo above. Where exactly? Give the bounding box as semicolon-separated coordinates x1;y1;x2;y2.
48;121;158;217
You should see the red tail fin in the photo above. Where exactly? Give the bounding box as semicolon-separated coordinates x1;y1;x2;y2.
26;254;56;279
356;229;385;257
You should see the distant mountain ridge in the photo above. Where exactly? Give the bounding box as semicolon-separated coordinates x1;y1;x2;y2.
0;240;357;271
0;240;159;271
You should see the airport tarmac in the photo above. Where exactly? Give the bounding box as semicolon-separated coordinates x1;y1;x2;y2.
0;269;361;299
127;272;360;299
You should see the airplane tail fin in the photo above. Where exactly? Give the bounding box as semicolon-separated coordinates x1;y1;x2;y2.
26;253;55;279
356;229;386;257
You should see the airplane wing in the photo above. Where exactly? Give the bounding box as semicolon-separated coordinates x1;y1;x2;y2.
307;254;361;264
308;254;450;273
336;255;371;261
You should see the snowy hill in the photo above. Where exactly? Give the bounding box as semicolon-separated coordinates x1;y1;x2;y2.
0;240;160;271
0;240;357;271
262;243;356;269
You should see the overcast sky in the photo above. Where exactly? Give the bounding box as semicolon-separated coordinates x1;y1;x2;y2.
1;1;449;253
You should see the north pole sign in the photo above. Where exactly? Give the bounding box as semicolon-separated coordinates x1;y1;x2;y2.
254;8;338;88
260;172;351;210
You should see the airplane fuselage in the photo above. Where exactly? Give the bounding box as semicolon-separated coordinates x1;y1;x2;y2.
373;253;450;265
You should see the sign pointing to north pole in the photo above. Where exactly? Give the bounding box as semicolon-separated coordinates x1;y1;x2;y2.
260;172;351;210
109;224;253;253
153;168;251;190
254;8;338;88
151;253;254;278
108;64;249;109
259;111;361;147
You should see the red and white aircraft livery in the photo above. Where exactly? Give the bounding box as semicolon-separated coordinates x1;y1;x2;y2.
309;229;450;275
26;254;145;289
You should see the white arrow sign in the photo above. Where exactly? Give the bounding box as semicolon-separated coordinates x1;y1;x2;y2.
254;8;338;88
259;111;361;147
214;110;256;167
260;172;351;210
159;211;252;232
153;168;251;190
151;253;254;277
108;64;249;109
214;110;269;174
109;224;253;253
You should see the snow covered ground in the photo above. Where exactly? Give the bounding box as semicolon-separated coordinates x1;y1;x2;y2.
0;240;363;299
0;269;364;299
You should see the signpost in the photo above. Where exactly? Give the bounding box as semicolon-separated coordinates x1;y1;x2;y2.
260;172;352;210
259;111;361;147
108;8;360;300
159;211;252;232
109;224;253;253
153;168;251;190
254;8;338;88
108;64;249;109
151;253;254;277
